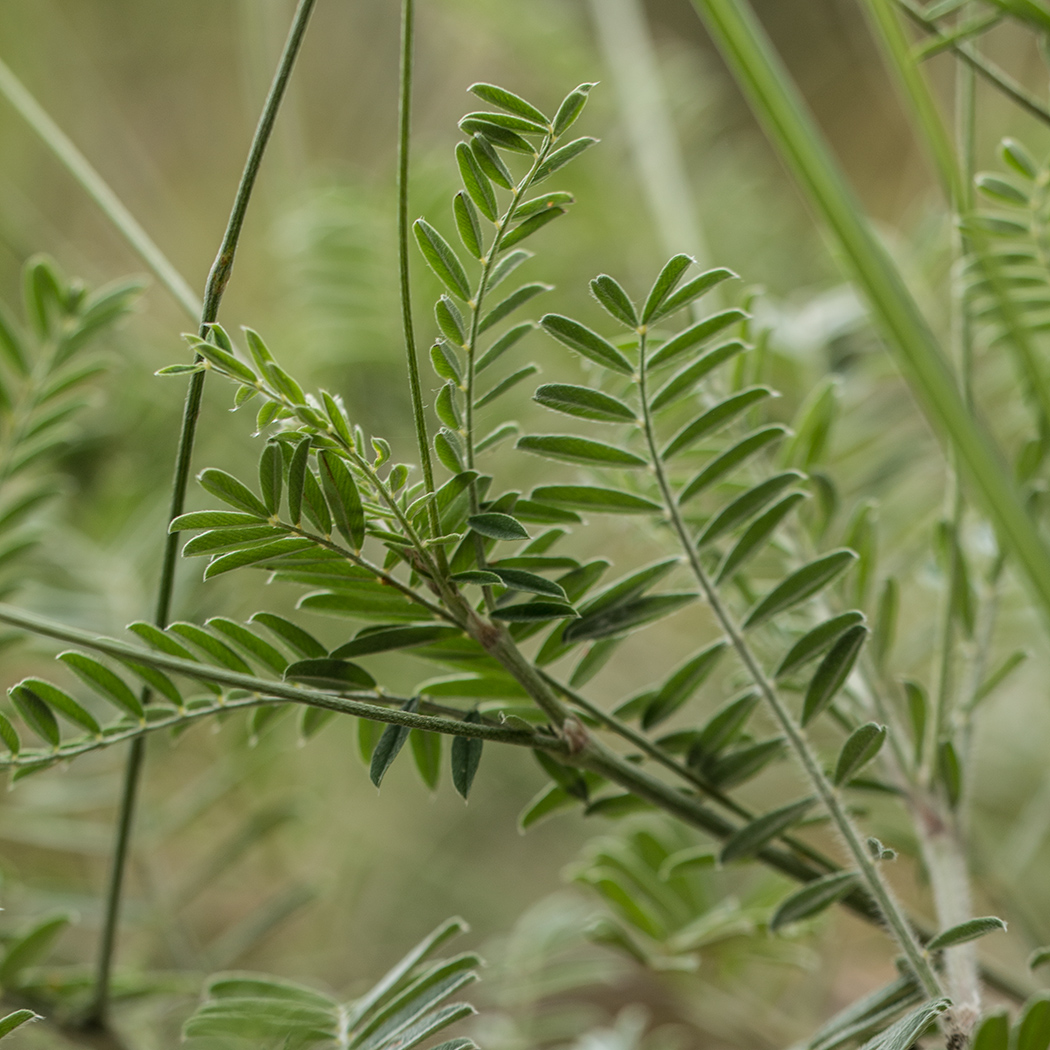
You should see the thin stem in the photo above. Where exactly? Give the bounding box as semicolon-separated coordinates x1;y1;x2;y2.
542;669;840;872
635;326;943;998
396;0;443;553
895;0;1050;128
0;58;201;321
86;0;319;1029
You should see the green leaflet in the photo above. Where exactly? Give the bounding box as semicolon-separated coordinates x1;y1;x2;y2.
743;549;857;629
58;651;143;718
453;191;482;259
714;492;808;583
648;268;738;324
410;729;442;791
318;450;365;550
452;710;483;799
1029;948;1050;972
770;872;859;931
694;690;760;755
369;698;419;788
833;723;887;785
15;678;100;735
552;83;595;136
971;1012;1010;1050
925;916;1006;952
287;435;312;527
197;468;270;518
467;512;529;540
530;485;661;514
475;364;538;408
414;219;472;300
9;685;59;746
259;442;283;516
697;736;784;787
651;340;748;412
697;472;803;548
539;314;634;375
490;567;567;599
662;387;773;459
469;82;548;124
534;137;597;181
516;434;646;468
168;622;253;673
435;298;466;347
1015;997;1050;1050
776;611;866;679
563;593;695;642
203;537;316;579
332;625;461;659
456;142;497;221
0;914;70;987
0;711;20;755
678;426;788;503
648;310;748;369
476;322;532;372
0;1009;38;1038
720;797;815;863
641;254;693;323
801;625;868;726
532;382;636;423
471;134;513;188
479;282;551;334
590;274;637;327
206;618;289;674
250;612;327;658
641;641;727;729
182;525;284;556
460;117;534;153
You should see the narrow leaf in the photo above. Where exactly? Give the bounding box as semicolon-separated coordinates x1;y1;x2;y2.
651;340;749;412
642;255;694;323
414;220;472;300
454;192;483;259
770;872;859;930
833;722;887;785
198;468;270;518
648;310;749;368
456;142;497;221
533;383;636;423
318;450;365;550
540;314;633;375
58;652;143;718
662;387;773;459
776;611;866;679
591;275;637;327
648;268;738;323
516;434;646;468
370;698;419;787
467;512;529;541
744;550;857;628
715;492;808;583
926;916;1006;952
452;710;484;799
531;485;660;514
720;797;815;863
699;472;803;548
801;625;868;726
534;137;597;181
469;82;548;124
642;641;727;729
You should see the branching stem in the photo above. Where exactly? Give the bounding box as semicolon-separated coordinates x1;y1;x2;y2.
634;326;943;998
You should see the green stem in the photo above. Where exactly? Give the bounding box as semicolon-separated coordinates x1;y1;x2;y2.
396;0;444;556
635;326;943;997
0;58;201;321
86;0;319;1029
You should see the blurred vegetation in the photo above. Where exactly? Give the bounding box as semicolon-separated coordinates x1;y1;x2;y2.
0;1;1049;1049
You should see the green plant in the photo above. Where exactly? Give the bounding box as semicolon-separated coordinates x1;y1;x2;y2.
3;1;1050;1049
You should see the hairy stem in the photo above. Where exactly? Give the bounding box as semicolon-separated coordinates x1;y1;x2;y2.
0;58;201;321
87;0;319;1028
635;327;943;997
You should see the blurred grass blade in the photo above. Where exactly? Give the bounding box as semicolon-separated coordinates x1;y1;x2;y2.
687;0;1050;628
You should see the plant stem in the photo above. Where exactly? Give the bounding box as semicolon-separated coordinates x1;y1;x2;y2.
634;327;943;997
86;0;319;1028
0;58;201;322
396;0;444;555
